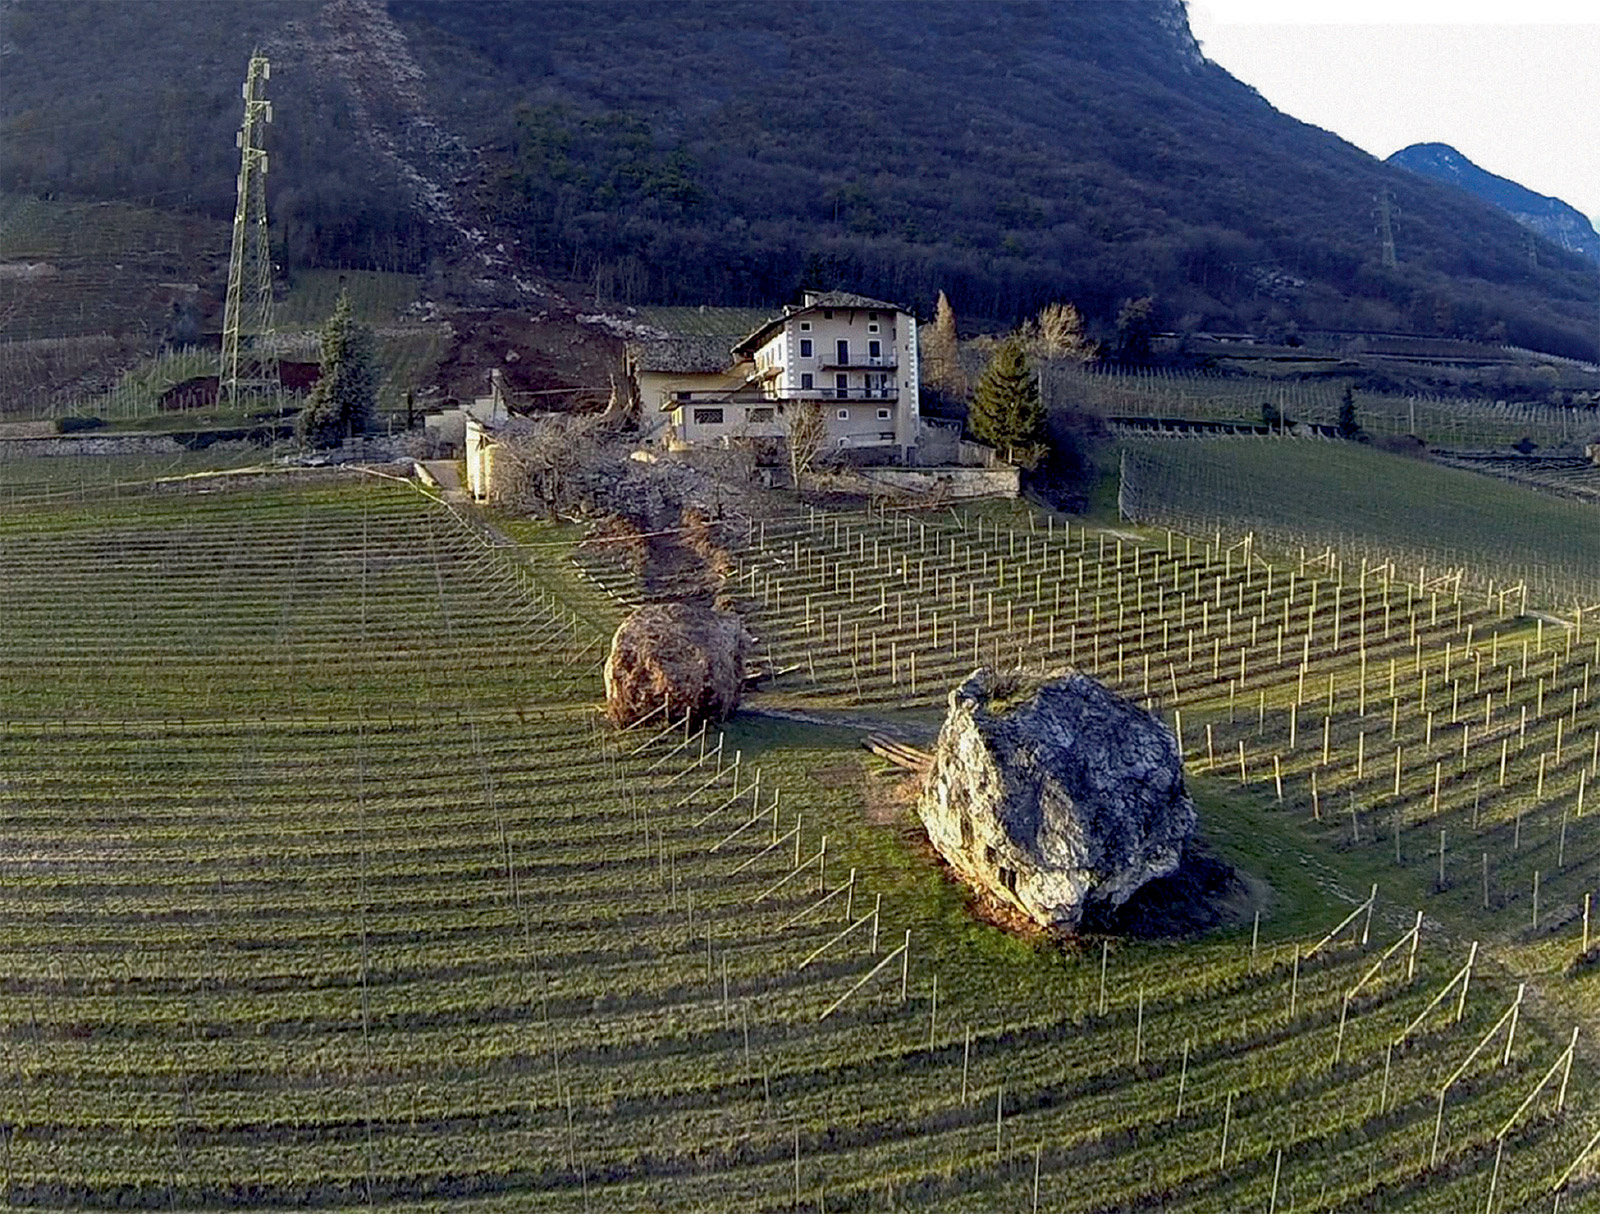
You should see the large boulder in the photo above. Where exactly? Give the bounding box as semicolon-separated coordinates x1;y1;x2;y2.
604;602;749;728
918;667;1196;930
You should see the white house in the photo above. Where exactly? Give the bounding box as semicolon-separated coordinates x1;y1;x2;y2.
661;291;920;462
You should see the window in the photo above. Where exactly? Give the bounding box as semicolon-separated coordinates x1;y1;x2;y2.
799;321;811;332
800;372;814;390
868;339;881;358
799;338;813;357
867;323;880;334
692;408;724;425
823;309;834;319
747;406;775;423
836;339;849;364
877;408;891;420
837;408;849;420
835;373;848;397
868;311;878;320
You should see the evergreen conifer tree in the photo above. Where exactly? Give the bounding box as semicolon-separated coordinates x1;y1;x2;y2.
297;289;377;448
1337;384;1363;440
968;337;1046;466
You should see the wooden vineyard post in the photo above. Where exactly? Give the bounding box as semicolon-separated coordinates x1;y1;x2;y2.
1134;987;1144;1065
900;930;911;1003
1218;1092;1233;1171
1098;939;1109;1015
1429;983;1525;1167
1175;1039;1189;1119
962;1026;971;1103
1289;948;1300;1021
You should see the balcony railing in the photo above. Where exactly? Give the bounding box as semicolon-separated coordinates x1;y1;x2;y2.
819;356;898;371
668;387;899;406
822;387;898;400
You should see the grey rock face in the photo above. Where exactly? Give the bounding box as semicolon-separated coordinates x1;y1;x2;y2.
918;668;1196;930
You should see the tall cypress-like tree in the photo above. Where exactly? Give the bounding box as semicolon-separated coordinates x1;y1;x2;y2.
1336;384;1363;440
297;289;377;448
923;290;965;399
968;338;1046;466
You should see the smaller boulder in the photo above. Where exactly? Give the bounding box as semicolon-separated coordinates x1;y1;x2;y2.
604;602;749;728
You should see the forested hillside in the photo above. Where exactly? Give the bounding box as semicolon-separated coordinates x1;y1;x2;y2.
2;0;1596;357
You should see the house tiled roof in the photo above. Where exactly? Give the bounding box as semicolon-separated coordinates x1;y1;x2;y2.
799;290;902;311
626;334;737;374
632;305;778;338
732;291;909;356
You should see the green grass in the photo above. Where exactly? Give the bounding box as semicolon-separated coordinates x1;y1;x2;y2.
1120;438;1600;608
0;468;1594;1211
275;269;424;328
1048;364;1584;450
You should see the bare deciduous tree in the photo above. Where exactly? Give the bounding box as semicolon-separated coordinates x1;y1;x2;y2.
786;399;827;487
1014;301;1097;363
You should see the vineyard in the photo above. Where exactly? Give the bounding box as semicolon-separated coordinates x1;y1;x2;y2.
1118;439;1600;610
1434;455;1600;510
686;502;1600;972
0;462;1594;1210
1043;364;1592;452
0;196;447;428
0;194;227;345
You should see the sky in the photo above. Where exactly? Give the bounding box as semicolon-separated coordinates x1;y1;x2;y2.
1187;1;1600;232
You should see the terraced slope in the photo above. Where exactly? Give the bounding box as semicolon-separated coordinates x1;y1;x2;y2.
0;473;1593;1210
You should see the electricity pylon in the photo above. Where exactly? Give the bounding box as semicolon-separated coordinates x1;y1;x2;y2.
220;52;278;410
1375;187;1398;270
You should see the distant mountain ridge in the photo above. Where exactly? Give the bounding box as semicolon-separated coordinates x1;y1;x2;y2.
1388;143;1600;266
1;0;1597;359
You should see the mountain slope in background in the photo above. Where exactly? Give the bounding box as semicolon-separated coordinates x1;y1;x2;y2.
2;0;1597;359
1388;143;1600;268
